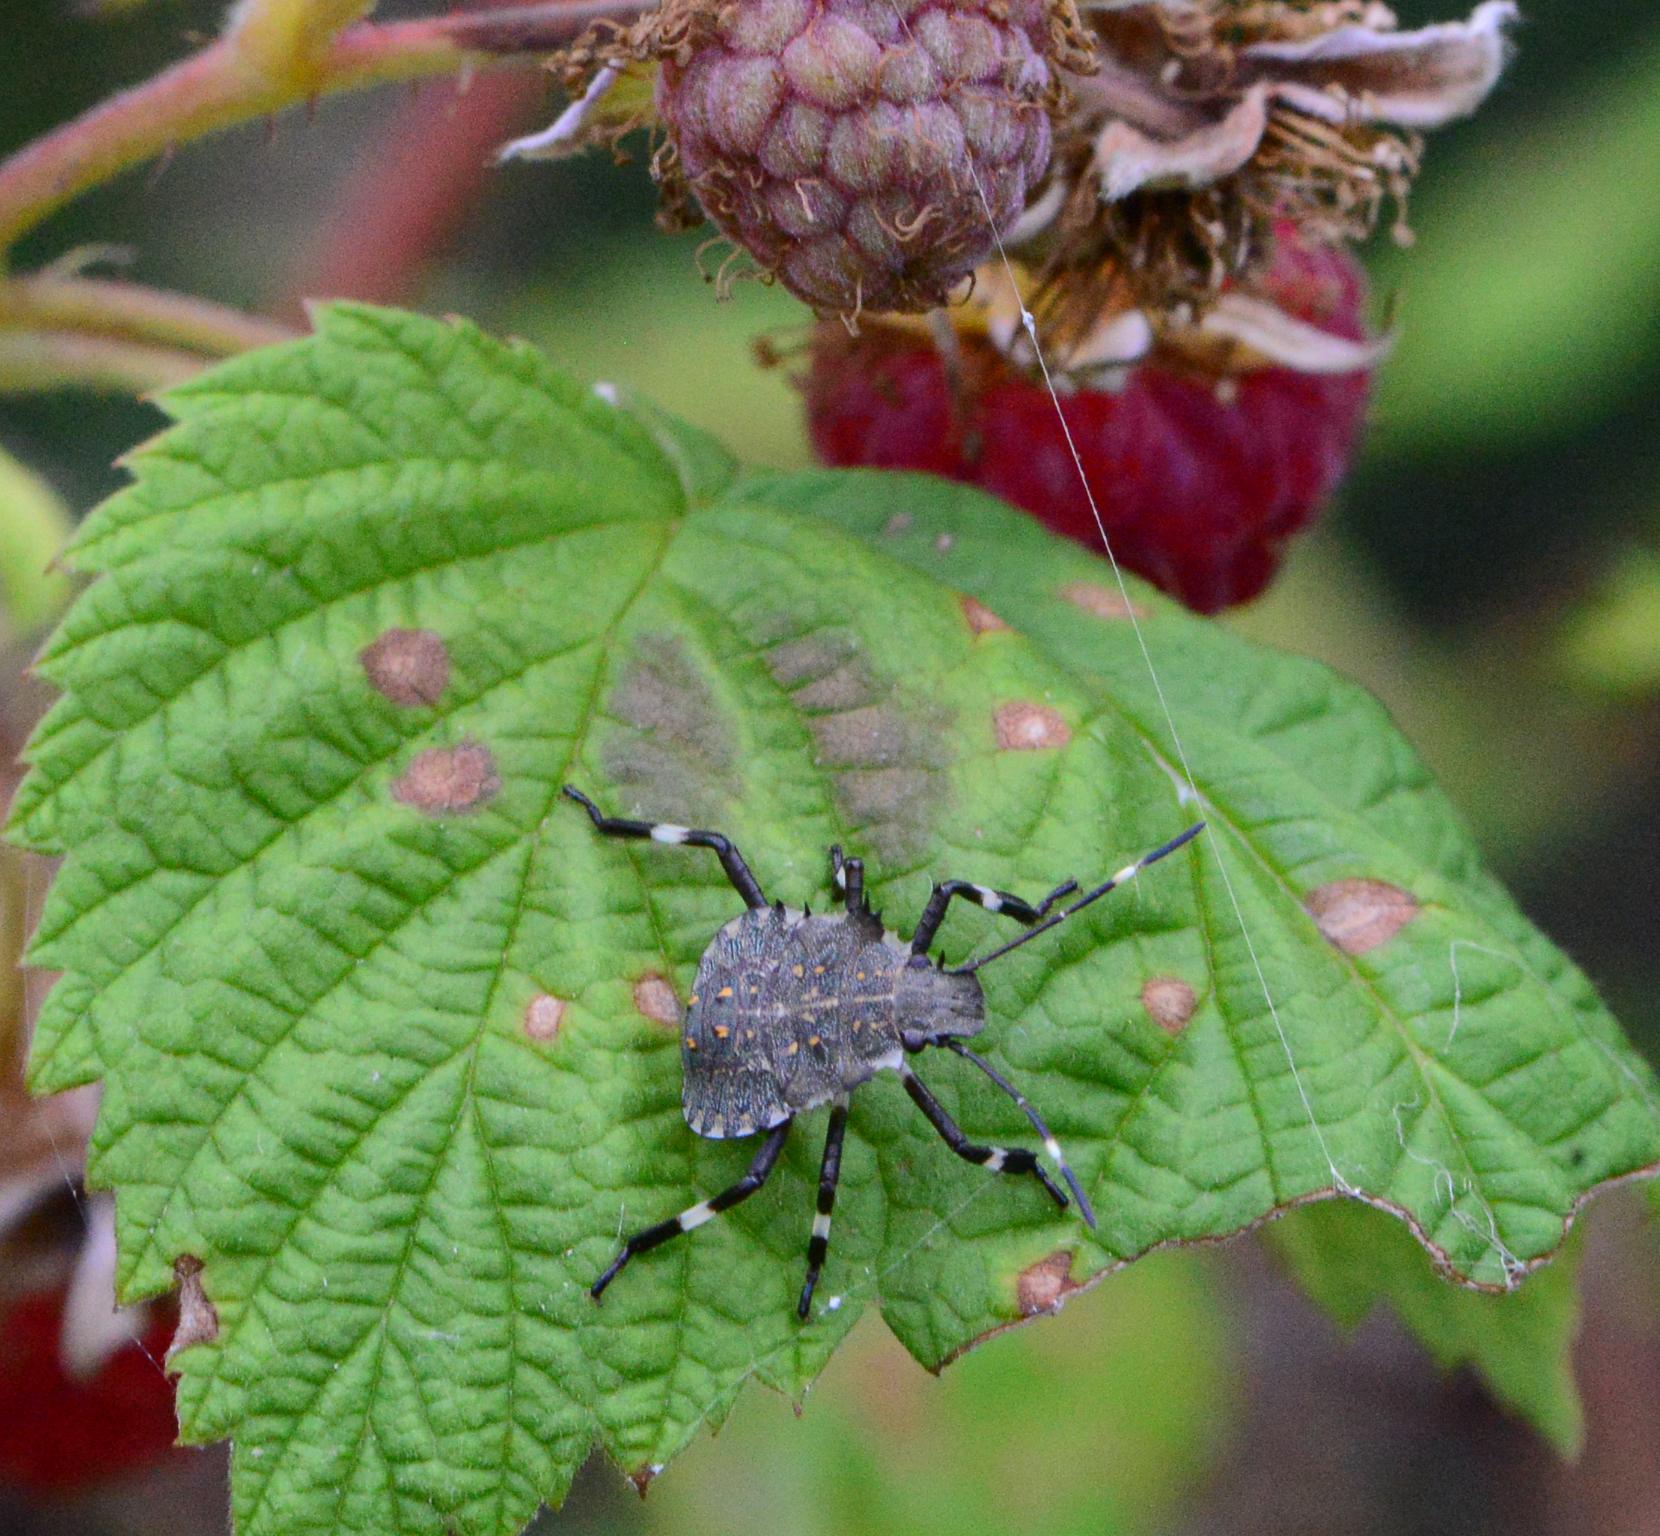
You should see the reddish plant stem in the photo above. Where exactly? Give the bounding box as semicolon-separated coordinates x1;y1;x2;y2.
0;0;648;258
279;0;553;320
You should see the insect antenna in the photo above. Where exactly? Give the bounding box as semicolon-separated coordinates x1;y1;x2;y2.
947;822;1206;976
943;1040;1097;1228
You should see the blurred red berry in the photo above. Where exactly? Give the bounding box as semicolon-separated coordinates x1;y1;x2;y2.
804;232;1373;612
0;1287;179;1496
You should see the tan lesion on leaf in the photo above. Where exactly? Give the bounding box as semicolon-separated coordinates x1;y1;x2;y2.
390;742;500;816
1017;1249;1082;1316
359;627;450;707
1141;975;1197;1035
994;700;1071;751
523;993;568;1042
1305;877;1418;955
168;1255;219;1360
960;595;1009;635
1059;580;1146;622
633;972;681;1028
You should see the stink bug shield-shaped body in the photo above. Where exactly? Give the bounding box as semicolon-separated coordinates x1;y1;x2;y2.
564;786;1204;1319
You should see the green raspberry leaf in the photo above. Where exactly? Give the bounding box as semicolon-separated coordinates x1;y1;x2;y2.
12;305;1659;1536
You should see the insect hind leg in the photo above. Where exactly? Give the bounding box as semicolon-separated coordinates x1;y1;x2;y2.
591;1120;793;1301
563;785;769;908
798;1096;849;1320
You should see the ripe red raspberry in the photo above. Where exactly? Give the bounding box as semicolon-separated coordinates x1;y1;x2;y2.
657;0;1056;315
803;234;1372;611
0;1287;180;1495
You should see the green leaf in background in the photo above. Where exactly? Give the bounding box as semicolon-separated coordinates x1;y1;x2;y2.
0;442;73;635
1265;1199;1584;1455
1560;544;1660;696
1372;33;1660;454
11;305;1660;1536
644;1249;1233;1536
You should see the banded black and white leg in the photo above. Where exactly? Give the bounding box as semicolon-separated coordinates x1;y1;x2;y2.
797;1095;849;1320
563;786;769;909
591;1119;793;1301
828;845;865;914
909;872;1080;956
899;1065;1070;1212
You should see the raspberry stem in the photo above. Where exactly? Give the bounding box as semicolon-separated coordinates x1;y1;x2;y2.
0;0;650;261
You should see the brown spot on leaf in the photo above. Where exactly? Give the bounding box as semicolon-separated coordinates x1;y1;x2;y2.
604;634;738;824
1060;581;1146;622
628;1464;659;1498
960;596;1008;635
633;973;681;1028
1141;976;1197;1034
1306;878;1419;955
994;701;1071;751
360;627;450;706
1017;1250;1081;1316
933;532;955;553
169;1255;219;1359
523;993;567;1042
882;512;912;537
391;742;500;815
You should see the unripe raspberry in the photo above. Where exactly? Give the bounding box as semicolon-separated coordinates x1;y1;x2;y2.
657;0;1056;315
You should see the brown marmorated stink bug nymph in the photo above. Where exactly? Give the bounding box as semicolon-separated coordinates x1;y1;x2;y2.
566;786;1204;1319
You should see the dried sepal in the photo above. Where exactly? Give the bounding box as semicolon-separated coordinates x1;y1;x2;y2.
1024;0;1516;317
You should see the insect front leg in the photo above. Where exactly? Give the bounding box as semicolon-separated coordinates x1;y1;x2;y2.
564;785;769;908
908;875;1079;955
591;1120;793;1301
829;845;865;913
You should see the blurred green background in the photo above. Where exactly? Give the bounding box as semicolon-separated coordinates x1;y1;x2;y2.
2;0;1659;1532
